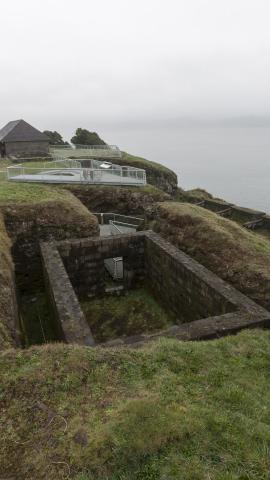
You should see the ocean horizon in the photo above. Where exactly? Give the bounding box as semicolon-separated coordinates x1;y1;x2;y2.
110;125;270;213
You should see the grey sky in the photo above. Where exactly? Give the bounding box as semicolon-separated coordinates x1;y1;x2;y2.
1;0;270;140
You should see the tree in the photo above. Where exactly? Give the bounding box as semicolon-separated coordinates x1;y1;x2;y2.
71;128;106;146
43;130;69;146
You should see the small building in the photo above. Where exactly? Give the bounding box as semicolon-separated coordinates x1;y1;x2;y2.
0;119;49;158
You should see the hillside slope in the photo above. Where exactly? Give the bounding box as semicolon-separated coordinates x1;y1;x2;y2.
1;330;270;479
120;152;178;194
150;202;270;308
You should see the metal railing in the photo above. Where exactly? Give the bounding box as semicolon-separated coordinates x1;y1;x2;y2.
104;220;138;280
50;145;122;158
49;145;72;149
109;220;140;233
7;163;147;186
99;213;142;280
95;212;144;226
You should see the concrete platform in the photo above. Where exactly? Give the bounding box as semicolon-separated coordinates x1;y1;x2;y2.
9;169;146;186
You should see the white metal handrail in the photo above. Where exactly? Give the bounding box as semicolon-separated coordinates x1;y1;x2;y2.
50;145;122;158
50;144;119;150
7;164;147;185
73;144;120;151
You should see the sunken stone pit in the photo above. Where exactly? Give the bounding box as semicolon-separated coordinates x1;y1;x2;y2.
40;231;270;347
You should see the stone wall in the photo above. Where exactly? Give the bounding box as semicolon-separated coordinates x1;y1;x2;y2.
145;232;234;322
41;242;95;345
3;201;99;289
57;232;145;298
0;215;20;350
1;200;99;346
41;230;270;347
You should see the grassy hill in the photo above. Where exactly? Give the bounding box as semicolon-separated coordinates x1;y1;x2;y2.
120;152;178;194
1;330;270;479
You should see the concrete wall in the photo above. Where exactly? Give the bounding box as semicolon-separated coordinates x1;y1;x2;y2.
5;141;49;157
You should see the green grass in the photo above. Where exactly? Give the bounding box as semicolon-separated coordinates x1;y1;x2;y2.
150;202;270;307
158;202;270;258
121;152;177;177
1;330;270;479
0;158;81;205
81;287;175;342
0;180;75;205
0;155;171;205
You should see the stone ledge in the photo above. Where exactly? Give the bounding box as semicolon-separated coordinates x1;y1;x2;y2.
40;242;95;346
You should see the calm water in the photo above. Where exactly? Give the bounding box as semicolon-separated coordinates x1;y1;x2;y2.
111;126;270;213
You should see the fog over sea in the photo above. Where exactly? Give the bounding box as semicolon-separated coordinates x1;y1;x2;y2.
110;126;270;213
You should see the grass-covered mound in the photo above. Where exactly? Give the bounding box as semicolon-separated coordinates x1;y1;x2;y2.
66;183;169;215
0;181;99;349
0;181;99;240
2;195;98;237
0;179;78;205
151;202;270;308
120;152;178;194
1;330;270;479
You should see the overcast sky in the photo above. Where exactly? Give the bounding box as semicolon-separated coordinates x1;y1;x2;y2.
1;0;270;141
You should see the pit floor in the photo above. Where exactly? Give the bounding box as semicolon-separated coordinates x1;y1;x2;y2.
81;285;177;343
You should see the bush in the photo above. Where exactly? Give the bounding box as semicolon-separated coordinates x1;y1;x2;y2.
71;128;106;146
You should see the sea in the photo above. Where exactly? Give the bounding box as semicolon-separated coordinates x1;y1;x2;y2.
112;126;270;213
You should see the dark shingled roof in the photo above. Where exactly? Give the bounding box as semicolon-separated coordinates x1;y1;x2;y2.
0;119;49;143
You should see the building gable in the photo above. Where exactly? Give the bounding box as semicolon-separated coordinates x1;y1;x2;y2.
0;120;49;143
